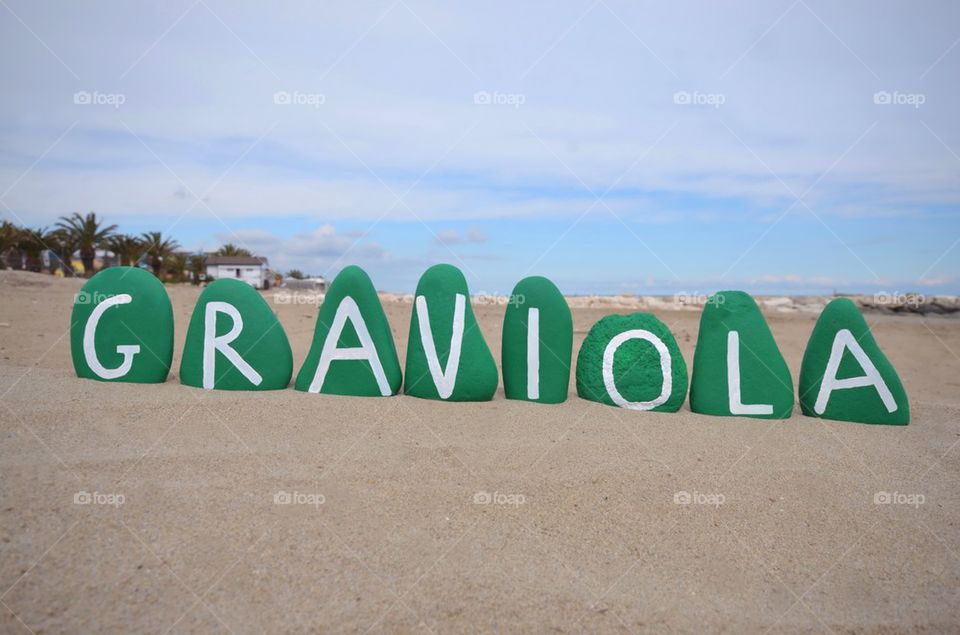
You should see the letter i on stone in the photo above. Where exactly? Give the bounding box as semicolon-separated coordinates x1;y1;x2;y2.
70;267;174;383
799;298;908;425
179;278;293;390
295;265;402;396
501;276;572;403
690;291;793;418
404;264;498;401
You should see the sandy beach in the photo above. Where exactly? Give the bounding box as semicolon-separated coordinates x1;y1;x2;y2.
1;269;959;633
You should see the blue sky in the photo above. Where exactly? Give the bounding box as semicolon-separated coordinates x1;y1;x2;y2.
1;0;958;294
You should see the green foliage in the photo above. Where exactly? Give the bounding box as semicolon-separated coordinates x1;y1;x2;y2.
217;243;252;257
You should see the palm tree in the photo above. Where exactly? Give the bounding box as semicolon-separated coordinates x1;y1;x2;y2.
19;227;54;273
217;243;252;257
164;253;188;282
49;228;76;277
56;212;117;276
107;234;142;267
0;221;21;270
140;231;180;278
189;254;205;285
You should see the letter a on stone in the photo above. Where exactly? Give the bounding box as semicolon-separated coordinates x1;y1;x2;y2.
576;313;687;412
404;264;498;401
180;279;293;390
70;267;173;383
690;291;793;418
799;298;908;425
501;276;572;403
295;265;402;396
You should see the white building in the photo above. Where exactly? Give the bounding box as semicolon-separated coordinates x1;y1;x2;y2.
204;255;271;289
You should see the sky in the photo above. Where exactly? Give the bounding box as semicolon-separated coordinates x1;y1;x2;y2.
1;0;958;295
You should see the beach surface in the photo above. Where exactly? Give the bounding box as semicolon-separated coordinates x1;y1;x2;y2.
1;270;959;633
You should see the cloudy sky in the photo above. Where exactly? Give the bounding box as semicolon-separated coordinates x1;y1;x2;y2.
1;0;958;294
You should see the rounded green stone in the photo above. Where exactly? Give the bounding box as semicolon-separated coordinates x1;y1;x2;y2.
690;291;793;419
799;298;909;425
576;312;688;412
295;265;402;396
70;266;174;383
180;278;293;390
404;264;498;401
501;276;572;404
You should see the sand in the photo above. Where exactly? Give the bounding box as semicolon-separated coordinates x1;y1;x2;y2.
1;270;959;633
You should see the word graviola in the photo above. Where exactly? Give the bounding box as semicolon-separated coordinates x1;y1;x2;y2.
70;264;910;425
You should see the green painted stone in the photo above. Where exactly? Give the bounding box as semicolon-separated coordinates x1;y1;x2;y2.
404;264;498;401
295;265;402;396
799;298;908;425
70;266;173;383
501;276;572;404
690;291;793;419
180;278;293;390
576;313;688;411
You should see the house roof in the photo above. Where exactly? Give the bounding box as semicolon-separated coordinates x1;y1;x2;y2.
205;255;268;266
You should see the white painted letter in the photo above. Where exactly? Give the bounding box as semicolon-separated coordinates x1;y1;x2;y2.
203;301;263;390
727;331;774;415
602;329;671;411
814;328;897;415
307;296;391;395
415;293;465;399
83;293;141;379
526;307;540;400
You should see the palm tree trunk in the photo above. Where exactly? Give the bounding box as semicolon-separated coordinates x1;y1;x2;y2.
60;250;73;277
81;247;95;277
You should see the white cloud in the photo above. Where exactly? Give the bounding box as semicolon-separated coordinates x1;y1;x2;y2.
433;226;489;245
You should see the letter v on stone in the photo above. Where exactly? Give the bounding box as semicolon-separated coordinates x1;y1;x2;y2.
403;264;498;401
